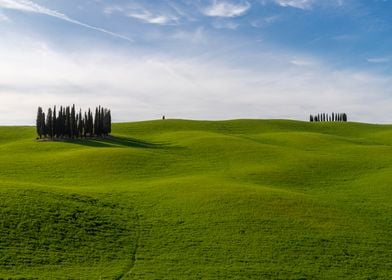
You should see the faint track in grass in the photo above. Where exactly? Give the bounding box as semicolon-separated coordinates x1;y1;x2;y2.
116;212;141;280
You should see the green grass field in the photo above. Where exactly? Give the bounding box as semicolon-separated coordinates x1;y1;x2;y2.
1;119;392;279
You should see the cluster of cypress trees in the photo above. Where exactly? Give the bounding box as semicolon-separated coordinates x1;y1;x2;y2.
36;105;111;139
310;113;348;122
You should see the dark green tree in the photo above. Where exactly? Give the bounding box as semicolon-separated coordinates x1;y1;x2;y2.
46;108;53;139
36;107;44;139
71;104;76;138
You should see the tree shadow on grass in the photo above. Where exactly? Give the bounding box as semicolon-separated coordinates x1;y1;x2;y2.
59;136;173;149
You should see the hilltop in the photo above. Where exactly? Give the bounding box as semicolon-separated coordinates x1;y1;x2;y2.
0;119;392;279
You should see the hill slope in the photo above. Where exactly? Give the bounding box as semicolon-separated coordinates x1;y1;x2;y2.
1;119;392;279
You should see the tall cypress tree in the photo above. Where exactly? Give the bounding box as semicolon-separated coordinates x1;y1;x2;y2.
65;106;70;137
75;113;80;138
89;109;93;136
99;106;104;136
42;112;46;137
59;106;64;138
53;106;57;138
71;104;76;139
78;109;83;138
63;106;67;137
94;107;99;136
108;110;112;135
36;107;44;139
46;108;53;139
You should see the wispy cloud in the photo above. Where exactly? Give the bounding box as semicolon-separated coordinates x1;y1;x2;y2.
212;19;239;29
274;0;314;10
0;11;9;21
203;0;251;17
127;10;179;25
367;57;391;64
290;58;317;66
105;4;179;25
250;15;281;28
0;0;133;42
273;0;344;10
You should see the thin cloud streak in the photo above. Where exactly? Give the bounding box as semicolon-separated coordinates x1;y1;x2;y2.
0;0;133;42
105;4;180;25
367;57;391;64
203;0;251;17
0;11;9;21
127;12;178;25
274;0;314;10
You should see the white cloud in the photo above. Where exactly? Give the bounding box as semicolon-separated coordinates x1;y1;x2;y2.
274;0;314;10
105;4;179;25
250;15;281;28
127;10;179;25
367;57;391;64
0;0;132;42
0;37;392;125
212;19;239;29
203;0;251;17
171;27;206;44
290;57;317;66
0;11;9;21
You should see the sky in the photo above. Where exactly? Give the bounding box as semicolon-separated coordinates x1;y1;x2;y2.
0;0;392;124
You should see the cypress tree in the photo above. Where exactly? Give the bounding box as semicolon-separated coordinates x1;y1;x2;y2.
84;112;88;137
65;106;71;138
75;113;80;138
78;109;83;138
71;104;76;138
100;106;104;136
89;110;92;136
36;107;44;139
58;106;62;138
53;106;57;138
94;107;99;136
108;110;112;135
46;108;53;139
63;106;67;137
42;112;46;137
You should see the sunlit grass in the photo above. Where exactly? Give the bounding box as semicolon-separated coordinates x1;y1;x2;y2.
0;119;392;279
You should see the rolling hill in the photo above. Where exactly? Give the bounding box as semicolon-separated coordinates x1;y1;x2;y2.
0;119;392;279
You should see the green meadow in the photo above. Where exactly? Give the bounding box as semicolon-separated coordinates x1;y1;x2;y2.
1;119;392;279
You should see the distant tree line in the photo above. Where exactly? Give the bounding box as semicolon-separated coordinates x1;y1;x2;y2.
36;105;111;139
310;113;348;122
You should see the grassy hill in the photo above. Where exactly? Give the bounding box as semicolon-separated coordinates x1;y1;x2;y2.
1;119;392;279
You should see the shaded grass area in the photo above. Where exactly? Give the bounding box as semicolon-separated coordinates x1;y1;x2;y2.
0;188;138;279
59;135;171;149
0;119;392;278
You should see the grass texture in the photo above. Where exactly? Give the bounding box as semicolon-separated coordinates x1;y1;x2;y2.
0;119;392;279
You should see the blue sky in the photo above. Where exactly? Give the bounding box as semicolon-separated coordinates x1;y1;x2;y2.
0;0;391;124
